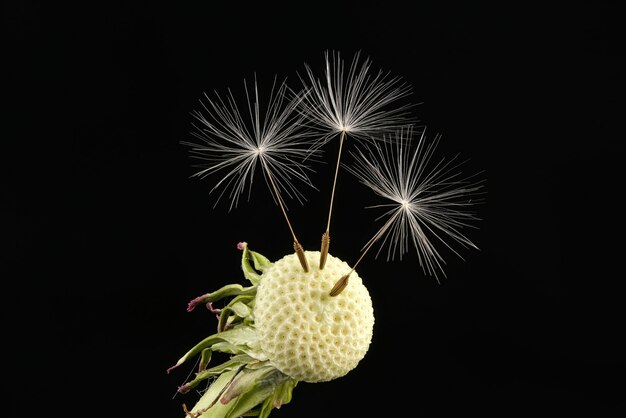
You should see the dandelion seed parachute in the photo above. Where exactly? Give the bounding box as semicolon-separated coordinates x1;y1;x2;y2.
298;49;416;147
182;75;319;211
344;127;485;281
296;49;417;271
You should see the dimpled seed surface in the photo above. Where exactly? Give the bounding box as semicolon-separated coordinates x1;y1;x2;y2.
253;251;374;383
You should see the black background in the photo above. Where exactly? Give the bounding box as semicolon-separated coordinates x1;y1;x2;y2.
4;1;625;417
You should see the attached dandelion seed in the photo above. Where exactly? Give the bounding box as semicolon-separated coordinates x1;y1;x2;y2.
330;127;484;294
298;50;416;269
182;75;320;271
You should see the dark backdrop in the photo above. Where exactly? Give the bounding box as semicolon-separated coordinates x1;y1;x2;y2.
4;1;624;417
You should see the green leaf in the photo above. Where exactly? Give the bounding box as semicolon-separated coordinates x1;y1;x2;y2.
171;326;259;370
189;367;286;418
185;365;296;418
217;295;255;331
188;369;240;417
220;366;276;404
230;301;251;318
241;246;272;285
211;342;245;355
249;250;272;272
182;355;256;392
205;354;256;372
217;309;235;333
256;377;297;417
258;396;275;418
189;284;257;311
199;348;212;371
275;379;297;408
222;367;290;418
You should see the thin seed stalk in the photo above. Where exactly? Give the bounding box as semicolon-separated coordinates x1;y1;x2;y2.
319;130;346;269
329;214;397;296
319;232;330;269
262;159;309;272
293;241;309;273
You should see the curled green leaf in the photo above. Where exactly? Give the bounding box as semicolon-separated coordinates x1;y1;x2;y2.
188;284;256;312
168;326;259;373
241;244;273;285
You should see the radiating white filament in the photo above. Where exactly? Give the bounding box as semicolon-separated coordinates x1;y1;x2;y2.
345;127;485;281
183;75;319;211
298;50;416;148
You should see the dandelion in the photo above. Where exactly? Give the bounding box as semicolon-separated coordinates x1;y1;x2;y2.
298;50;416;269
342;127;484;285
171;55;484;418
182;75;318;271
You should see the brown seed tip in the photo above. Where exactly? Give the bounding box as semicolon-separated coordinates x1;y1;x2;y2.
319;232;330;269
329;274;350;297
294;241;309;272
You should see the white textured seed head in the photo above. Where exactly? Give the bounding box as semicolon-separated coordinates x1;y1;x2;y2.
253;251;374;383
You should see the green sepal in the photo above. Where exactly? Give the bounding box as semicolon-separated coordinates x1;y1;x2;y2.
188;369;240;417
241;245;272;285
184;364;296;418
211;342;268;361
217;312;235;334
211;342;245;355
199;348;212;371
218;295;254;332
230;301;251;317
189;284;257;312
275;379;297;408
220;367;291;418
220;365;277;404
257;378;297;417
174;243;300;418
171;326;258;370
249;250;272;272
204;354;256;373
182;355;257;392
189;367;284;418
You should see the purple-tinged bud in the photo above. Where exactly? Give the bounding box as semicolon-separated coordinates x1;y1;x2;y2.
177;384;191;394
187;294;209;312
